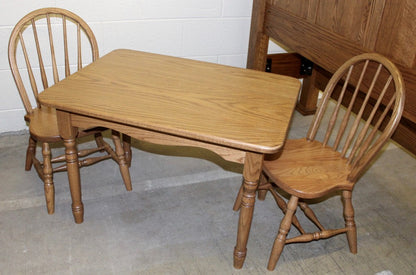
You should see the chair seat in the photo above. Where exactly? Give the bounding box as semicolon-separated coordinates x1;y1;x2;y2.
26;106;102;142
25;107;61;142
263;138;354;199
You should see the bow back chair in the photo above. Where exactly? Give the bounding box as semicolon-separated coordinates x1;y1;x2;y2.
8;8;132;215
235;53;405;270
263;53;405;270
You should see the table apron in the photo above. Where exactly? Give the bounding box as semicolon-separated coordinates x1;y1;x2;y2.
70;113;246;164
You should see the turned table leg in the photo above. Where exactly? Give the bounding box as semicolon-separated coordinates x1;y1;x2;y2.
233;152;263;269
57;110;84;224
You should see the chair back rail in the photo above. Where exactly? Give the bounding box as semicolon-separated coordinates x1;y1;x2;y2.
8;7;99;114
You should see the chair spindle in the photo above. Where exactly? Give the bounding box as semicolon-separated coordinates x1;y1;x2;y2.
46;14;59;84
18;32;39;107
323;65;354;146
342;63;383;158
348;75;393;164
31;19;48;91
77;23;82;70
333;60;369;151
62;15;70;78
352;94;396;167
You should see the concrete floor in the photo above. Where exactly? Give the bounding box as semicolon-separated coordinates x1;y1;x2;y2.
1;111;415;274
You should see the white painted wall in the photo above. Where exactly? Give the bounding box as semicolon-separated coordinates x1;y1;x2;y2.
0;0;285;133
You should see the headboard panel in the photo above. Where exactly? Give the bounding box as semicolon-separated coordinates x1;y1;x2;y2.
247;0;416;155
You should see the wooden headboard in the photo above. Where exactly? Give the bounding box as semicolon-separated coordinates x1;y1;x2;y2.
247;0;416;155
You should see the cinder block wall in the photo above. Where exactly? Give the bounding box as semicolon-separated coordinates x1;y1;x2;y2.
0;0;284;133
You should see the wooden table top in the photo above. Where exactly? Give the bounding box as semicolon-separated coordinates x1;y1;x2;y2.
39;49;300;154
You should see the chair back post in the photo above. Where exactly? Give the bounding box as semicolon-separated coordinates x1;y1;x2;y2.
8;7;99;114
306;53;405;182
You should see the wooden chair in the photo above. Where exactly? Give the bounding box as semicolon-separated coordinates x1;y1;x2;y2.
8;8;132;215
234;53;405;270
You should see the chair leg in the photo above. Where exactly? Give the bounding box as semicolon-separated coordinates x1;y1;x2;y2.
257;189;268;201
42;143;55;214
25;136;36;171
268;196;299;271
232;181;244;211
257;173;268;201
299;202;325;231
269;188;305;234
122;134;132;167
111;130;132;191
342;190;357;254
94;133;105;152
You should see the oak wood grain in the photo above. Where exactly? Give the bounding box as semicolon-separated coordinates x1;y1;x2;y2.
40;49;301;154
